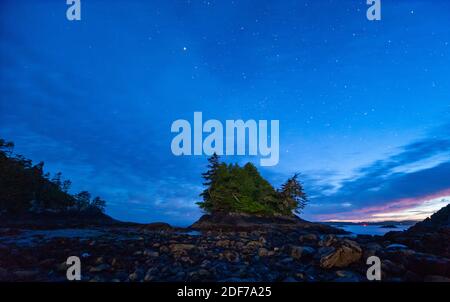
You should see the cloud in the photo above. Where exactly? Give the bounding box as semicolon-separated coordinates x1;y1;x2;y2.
315;189;450;222
304;124;450;221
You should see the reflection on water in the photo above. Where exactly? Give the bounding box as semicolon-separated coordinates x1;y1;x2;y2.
334;224;411;236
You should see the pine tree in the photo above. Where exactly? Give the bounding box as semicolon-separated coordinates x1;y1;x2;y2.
201;153;220;187
197;153;221;211
91;196;106;213
279;173;308;214
74;191;91;211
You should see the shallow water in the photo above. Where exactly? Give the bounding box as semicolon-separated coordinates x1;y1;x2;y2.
0;228;105;246
180;230;202;236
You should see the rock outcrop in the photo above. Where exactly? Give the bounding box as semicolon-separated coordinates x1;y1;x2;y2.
408;203;450;233
190;213;347;234
384;203;450;258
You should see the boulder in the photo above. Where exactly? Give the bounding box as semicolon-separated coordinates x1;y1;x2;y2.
299;234;318;243
381;259;405;276
363;242;383;259
334;270;362;282
169;243;196;253
320;239;362;269
143;249;159;257
89;263;111;273
216;240;231;248
319;234;338;247
258;248;270;257
290;246;316;259
128;271;142;282
222;250;240;262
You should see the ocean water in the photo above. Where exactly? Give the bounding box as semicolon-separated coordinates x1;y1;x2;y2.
334;224;411;236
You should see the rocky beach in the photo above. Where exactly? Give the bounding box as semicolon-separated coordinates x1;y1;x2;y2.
1;205;449;282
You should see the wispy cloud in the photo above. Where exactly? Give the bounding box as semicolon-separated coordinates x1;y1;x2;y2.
304;124;450;221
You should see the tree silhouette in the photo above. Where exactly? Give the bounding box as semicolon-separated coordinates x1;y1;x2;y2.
0;138;107;215
91;196;106;213
278;173;308;214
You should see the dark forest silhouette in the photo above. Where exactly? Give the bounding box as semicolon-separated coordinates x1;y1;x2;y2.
0;138;106;215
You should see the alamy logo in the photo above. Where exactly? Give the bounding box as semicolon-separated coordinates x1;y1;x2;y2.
367;0;381;21
64;1;379;22
171;112;280;166
66;256;81;281
66;0;81;21
366;256;381;281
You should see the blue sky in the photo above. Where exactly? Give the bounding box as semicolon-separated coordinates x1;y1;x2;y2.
1;0;449;225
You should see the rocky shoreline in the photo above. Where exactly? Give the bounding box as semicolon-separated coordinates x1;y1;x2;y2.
1;208;449;282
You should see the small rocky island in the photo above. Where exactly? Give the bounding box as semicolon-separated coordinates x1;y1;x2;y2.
0;140;449;282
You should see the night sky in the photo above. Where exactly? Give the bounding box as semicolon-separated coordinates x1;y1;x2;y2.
1;0;449;225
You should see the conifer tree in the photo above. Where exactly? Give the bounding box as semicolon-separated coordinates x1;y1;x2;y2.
198;153;221;212
279;173;308;214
